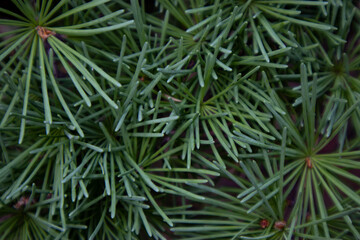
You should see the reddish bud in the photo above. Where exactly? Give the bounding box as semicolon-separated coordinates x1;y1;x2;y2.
260;219;270;228
13;196;30;209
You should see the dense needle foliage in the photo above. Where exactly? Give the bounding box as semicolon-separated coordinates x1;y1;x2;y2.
0;0;360;239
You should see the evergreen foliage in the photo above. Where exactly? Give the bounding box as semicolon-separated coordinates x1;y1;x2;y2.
0;0;360;239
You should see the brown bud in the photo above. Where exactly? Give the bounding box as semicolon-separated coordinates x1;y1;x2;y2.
36;26;55;40
305;157;312;168
274;220;286;230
